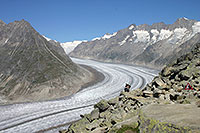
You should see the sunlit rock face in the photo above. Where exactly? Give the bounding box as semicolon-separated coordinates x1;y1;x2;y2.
0;19;92;104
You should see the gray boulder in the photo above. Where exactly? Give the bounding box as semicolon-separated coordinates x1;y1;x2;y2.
94;99;110;112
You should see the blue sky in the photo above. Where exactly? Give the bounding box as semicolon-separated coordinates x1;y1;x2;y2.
1;0;200;42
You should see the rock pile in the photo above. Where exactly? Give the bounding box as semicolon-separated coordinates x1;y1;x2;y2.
142;43;200;104
65;92;143;133
64;90;195;133
60;43;200;133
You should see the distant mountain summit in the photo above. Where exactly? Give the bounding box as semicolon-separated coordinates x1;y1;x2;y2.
70;18;200;68
61;40;87;54
0;19;92;103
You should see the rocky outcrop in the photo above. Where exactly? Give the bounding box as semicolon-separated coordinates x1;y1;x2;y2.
142;43;200;102
65;92;144;133
64;89;200;133
70;18;200;69
0;19;93;104
61;43;200;133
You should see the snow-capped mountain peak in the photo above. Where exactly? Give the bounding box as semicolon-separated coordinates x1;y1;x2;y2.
183;17;189;20
42;35;58;42
61;40;87;54
92;32;117;41
129;24;135;30
70;18;200;68
42;35;51;41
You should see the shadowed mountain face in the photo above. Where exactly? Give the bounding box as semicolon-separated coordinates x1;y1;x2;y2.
0;19;92;103
70;18;200;69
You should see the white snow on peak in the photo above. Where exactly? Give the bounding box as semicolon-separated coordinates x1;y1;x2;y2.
4;39;9;43
92;37;101;41
158;29;172;40
173;28;187;39
151;29;159;35
62;40;84;45
183;17;189;20
61;40;87;54
92;32;117;41
102;32;117;40
43;35;51;41
42;35;58;42
192;22;200;34
102;34;111;39
119;35;130;46
167;28;190;44
133;30;150;43
129;25;135;30
151;29;159;43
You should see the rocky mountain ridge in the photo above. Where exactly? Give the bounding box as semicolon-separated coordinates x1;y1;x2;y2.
0;19;93;104
42;35;87;54
70;18;200;68
62;43;200;133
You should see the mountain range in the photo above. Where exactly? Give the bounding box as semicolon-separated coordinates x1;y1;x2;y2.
0;19;92;104
69;18;200;68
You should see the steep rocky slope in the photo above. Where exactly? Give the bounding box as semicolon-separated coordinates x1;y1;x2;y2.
62;43;200;133
70;18;200;68
0;19;93;104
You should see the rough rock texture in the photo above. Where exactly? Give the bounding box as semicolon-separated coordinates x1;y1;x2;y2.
64;90;200;133
61;43;200;133
70;18;200;69
142;43;200;102
0;19;93;104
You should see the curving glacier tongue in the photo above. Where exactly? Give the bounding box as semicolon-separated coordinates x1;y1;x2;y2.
0;58;157;133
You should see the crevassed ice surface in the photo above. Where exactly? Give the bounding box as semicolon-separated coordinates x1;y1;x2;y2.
0;58;158;133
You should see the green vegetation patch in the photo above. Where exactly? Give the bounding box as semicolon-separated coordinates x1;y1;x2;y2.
116;125;140;133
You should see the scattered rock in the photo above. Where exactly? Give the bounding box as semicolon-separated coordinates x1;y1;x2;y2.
59;130;67;133
142;90;153;97
177;95;185;100
161;67;172;77
196;100;200;107
100;110;112;119
179;81;188;88
159;94;165;100
179;99;191;104
85;119;101;131
179;69;192;80
90;108;99;121
94;99;110;112
91;127;107;133
164;94;170;101
108;97;119;106
153;77;166;87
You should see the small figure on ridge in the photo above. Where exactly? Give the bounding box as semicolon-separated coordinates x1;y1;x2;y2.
124;83;131;92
